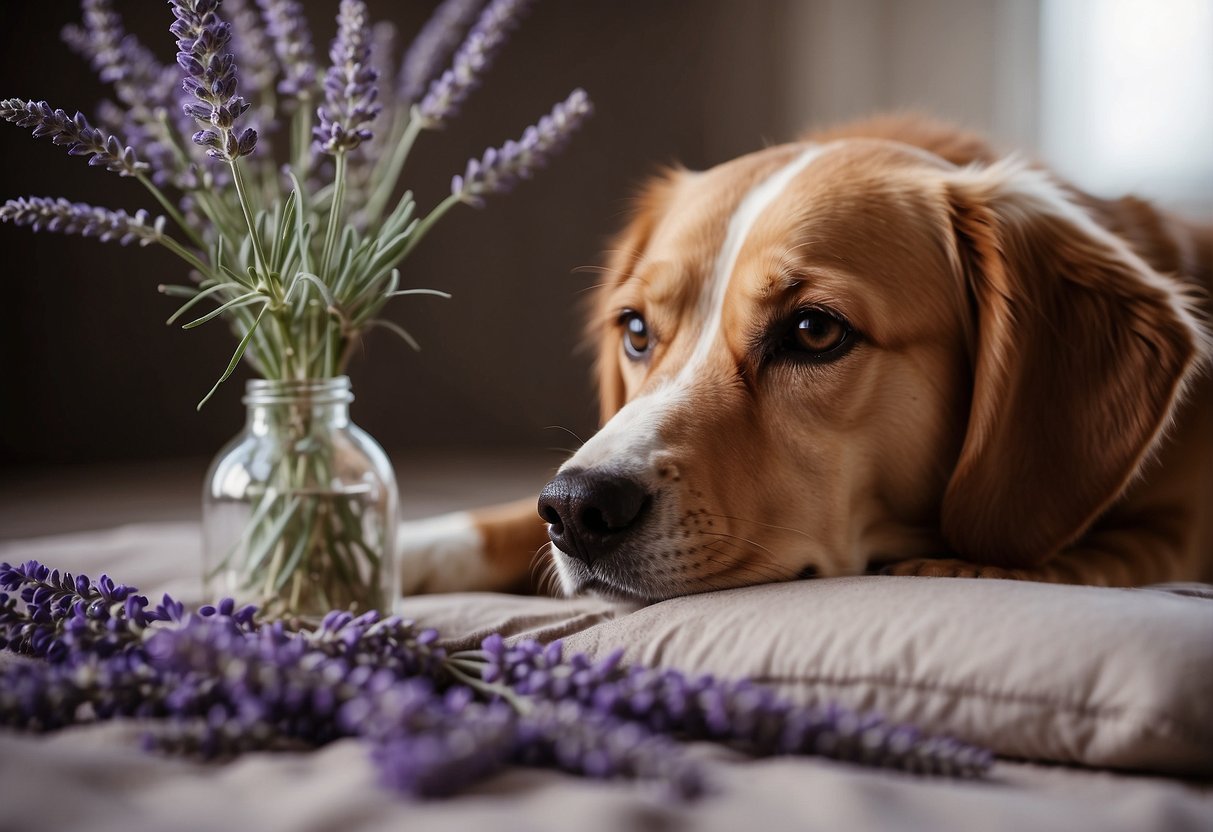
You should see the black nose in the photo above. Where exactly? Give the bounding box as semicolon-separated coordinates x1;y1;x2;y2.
537;469;651;565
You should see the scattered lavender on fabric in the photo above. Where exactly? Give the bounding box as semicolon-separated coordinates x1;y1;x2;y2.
0;560;994;801
464;635;994;778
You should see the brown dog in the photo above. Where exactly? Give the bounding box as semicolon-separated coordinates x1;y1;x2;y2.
400;116;1213;601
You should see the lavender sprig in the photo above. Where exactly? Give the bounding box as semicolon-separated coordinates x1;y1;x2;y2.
62;0;179;113
224;0;280;125
0;198;166;248
361;686;704;798
398;0;484;107
452;88;592;207
0;98;146;176
170;0;258;161
416;0;534;128
255;0;317;99
314;0;381;154
472;635;995;778
62;2;194;186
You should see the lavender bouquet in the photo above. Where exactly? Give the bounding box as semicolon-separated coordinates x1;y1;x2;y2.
1;0;592;615
0;559;994;799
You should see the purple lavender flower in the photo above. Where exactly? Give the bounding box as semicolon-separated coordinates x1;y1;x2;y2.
0;197;166;248
359;682;517;796
1;560;994;801
452;88;592;207
60;1;185;185
0;98;146;176
314;0;381;155
0;650;166;732
256;0;318;99
62;0;179;112
475;635;995;779
354;681;704;798
224;0;279;121
520;701;706;798
170;0;258;161
0;560;183;661
416;0;534;128
397;0;484;106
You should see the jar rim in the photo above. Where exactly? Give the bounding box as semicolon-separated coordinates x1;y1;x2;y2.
243;376;353;405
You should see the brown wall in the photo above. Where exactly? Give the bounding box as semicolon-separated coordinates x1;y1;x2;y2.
0;1;792;466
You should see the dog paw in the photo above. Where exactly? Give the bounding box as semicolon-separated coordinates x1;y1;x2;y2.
881;558;1020;579
398;511;491;595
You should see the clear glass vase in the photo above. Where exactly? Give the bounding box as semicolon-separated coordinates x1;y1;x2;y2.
202;377;397;618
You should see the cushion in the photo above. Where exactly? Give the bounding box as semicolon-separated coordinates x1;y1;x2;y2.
6;525;1211;777
547;577;1213;777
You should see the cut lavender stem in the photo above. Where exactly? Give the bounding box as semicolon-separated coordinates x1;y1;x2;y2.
256;0;318;99
0;197;165;248
416;0;534;128
0;98;146;176
452;88;592;207
397;0;485;107
170;0;258;161
314;0;381;154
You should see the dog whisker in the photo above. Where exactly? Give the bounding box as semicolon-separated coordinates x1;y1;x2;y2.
696;544;797;584
544;424;587;447
701;528;778;559
702;511;815;542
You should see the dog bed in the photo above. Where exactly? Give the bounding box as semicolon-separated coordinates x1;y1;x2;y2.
1;522;1211;831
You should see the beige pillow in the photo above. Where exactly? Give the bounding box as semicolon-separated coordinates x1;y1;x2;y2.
529;577;1213;777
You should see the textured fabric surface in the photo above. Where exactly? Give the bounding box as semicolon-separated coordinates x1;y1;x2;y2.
561;577;1213;777
1;522;1211;831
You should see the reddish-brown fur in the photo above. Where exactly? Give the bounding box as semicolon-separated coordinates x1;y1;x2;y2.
461;116;1212;595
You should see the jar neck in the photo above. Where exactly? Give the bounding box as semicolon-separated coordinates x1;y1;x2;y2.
243;377;353;435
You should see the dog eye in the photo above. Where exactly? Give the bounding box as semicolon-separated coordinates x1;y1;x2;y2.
788;309;852;358
621;311;651;359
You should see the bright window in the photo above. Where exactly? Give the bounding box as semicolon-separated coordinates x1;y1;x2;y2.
1040;0;1213;214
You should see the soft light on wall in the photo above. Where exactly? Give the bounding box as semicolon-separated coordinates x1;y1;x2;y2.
1040;0;1213;216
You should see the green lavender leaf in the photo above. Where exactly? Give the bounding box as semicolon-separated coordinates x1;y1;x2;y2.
196;302;269;410
181;290;264;329
166;282;245;325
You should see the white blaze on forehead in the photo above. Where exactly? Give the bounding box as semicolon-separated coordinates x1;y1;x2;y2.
563;143;830;478
677;144;830;383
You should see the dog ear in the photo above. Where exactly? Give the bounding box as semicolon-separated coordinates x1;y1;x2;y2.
588;171;679;424
940;160;1207;567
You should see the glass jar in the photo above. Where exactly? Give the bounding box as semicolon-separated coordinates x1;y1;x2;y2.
202;377;397;617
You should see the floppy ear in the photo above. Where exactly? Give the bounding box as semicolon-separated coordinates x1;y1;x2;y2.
940;160;1207;567
588;171;679;424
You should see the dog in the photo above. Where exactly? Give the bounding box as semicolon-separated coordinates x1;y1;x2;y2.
401;115;1213;602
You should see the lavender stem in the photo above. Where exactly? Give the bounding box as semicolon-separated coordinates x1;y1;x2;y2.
228;160;271;283
361;114;422;229
134;172;206;250
320;152;348;280
398;191;461;261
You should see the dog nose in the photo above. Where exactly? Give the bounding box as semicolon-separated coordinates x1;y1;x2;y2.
537;469;650;565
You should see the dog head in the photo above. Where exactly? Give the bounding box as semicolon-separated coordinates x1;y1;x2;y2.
538;134;1206;601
